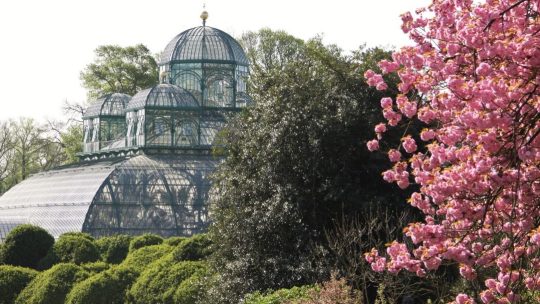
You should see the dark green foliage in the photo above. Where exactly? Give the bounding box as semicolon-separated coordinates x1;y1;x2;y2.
129;234;163;252
0;265;38;304
121;244;173;273
210;29;410;302
164;236;186;246
0;224;54;269
66;265;138;304
96;235;132;264
81;261;110;274
126;256;207;304
80;44;159;99
15;263;89;304
245;285;316;304
39;235;100;269
172;234;213;261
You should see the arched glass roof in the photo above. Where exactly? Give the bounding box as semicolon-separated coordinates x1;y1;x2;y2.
126;84;199;111
0;155;219;240
83;93;131;119
160;26;249;66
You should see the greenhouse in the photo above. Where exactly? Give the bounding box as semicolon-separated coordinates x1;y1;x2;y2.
0;12;250;241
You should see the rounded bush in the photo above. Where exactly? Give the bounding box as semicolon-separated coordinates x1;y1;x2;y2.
121;244;173;273
129;234;163;252
164;236;186;246
81;261;110;274
59;232;94;241
66;265;138;304
39;236;100;270
96;235;132;264
172;234;213;261
127;257;207;304
173;267;209;304
0;265;38;304
0;224;54;269
15;263;89;304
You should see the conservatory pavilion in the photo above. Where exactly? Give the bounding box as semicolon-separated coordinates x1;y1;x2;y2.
0;12;251;240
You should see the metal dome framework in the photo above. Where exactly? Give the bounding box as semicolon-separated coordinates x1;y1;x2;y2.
0;155;218;240
160;26;251;109
83;93;131;154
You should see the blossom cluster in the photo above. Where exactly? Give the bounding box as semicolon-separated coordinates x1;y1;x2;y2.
364;0;540;302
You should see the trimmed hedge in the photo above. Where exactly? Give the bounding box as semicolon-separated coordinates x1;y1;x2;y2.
172;267;209;304
0;265;38;304
126;256;207;304
0;224;54;269
39;235;100;269
172;234;212;261
164;236;186;246
129;234;163;252
66;265;138;304
15;263;89;304
81;261;110;274
121;244;173;273
96;235;132;264
59;232;94;241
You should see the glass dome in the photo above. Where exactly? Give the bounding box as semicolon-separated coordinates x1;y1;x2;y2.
126;84;199;111
82;93;131;154
160;26;249;66
0;155;218;240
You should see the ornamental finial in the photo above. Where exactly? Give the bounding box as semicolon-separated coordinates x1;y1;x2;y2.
201;2;208;26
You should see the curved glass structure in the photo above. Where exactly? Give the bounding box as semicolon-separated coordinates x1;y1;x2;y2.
0;155;217;240
0;19;250;240
160;26;251;109
83;93;131;153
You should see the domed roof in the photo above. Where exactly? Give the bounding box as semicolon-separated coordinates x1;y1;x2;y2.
83;93;131;119
126;84;199;111
160;26;249;66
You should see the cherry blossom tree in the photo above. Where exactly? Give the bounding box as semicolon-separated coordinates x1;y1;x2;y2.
363;0;540;303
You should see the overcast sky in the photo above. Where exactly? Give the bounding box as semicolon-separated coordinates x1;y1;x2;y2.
0;0;429;121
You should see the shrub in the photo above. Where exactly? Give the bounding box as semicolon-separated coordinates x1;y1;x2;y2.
173;267;209;304
129;234;163;252
172;234;213;261
0;224;54;269
39;235;100;269
96;235;132;264
15;263;89;304
127;256;207;304
81;261;110;274
121;244;173;272
0;265;38;304
66;265;138;304
244;285;316;304
164;236;186;246
59;232;94;241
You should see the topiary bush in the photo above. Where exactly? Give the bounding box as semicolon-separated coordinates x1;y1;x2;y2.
15;263;89;304
121;244;173;273
128;234;163;252
66;265;138;304
0;265;38;304
38;235;100;270
59;232;94;241
81;261;110;274
172;234;213;261
126;256;207;304
164;236;186;246
96;235;132;264
172;267;209;304
0;224;54;269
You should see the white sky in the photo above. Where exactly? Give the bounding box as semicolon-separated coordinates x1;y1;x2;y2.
0;0;429;121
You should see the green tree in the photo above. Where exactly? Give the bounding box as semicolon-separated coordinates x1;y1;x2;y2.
209;30;410;303
80;44;158;99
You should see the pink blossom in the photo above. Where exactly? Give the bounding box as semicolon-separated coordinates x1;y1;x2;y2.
375;123;387;133
455;293;474;304
402;137;417;153
380;97;393;109
366;139;379;151
388;149;402;162
378;60;400;73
